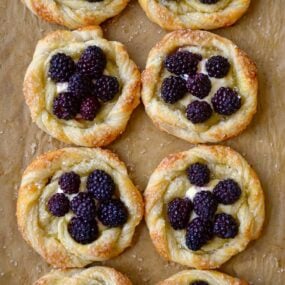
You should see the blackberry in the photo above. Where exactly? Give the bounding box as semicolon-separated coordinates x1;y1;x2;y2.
191;282;209;285
53;92;79;120
206;55;230;78
164;51;202;76
213;179;241;205
161;76;187;104
186;100;213;124
58;171;81;194
47;193;70;217
193;191;218;220
87;170;115;201
213;213;238;239
77;45;106;78
97;199;128;227
186;73;211;99
185;217;213;251
70;192;96;221
211;87;241;116
94;75;119;102
67;73;93;100
187;163;210;187
68;217;99;244
48;53;75;83
167;198;192;230
80;97;100;120
87;0;104;1
199;0;219;4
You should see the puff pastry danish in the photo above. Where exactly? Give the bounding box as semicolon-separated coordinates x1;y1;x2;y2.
24;26;140;147
139;0;250;31
157;270;248;285
17;147;144;268
142;30;257;144
34;266;132;285
22;0;130;29
145;145;264;269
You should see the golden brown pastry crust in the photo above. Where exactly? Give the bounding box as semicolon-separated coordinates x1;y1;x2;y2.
139;0;250;31
142;30;257;144
23;26;140;147
17;147;144;268
145;145;265;269
22;0;130;29
34;266;132;285
157;270;248;285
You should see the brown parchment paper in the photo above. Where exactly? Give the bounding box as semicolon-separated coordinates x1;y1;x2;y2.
0;0;284;284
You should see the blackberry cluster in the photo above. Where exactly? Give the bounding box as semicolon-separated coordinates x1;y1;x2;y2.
191;281;209;285
59;171;81;194
186;100;213;124
47;193;70;217
213;179;241;205
199;0;219;4
167;198;192;230
161;76;187;104
193;191;218;220
206;55;230;78
94;75;119;102
187;162;210;187
186;73;211;99
53;93;79;120
80;97;100;120
213;213;238;239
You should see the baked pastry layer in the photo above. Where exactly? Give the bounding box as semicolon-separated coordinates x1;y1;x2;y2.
142;30;257;143
34;266;132;285
22;0;130;29
17;147;144;268
139;0;250;30
157;270;248;285
24;26;140;147
145;145;264;269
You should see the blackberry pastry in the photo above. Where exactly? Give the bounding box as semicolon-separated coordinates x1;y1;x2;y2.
17;148;143;268
23;26;140;147
142;30;257;144
145;145;264;269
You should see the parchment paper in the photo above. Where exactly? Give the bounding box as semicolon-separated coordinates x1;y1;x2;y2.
0;0;284;284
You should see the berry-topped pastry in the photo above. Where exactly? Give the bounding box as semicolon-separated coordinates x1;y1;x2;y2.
16;148;143;268
157;270;248;285
142;30;257;144
33;267;133;285
22;0;130;29
145;145;264;269
139;0;250;31
23;26;140;147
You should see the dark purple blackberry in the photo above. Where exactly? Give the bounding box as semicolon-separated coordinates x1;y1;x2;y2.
186;217;213;251
164;51;202;76
48;53;75;83
213;213;238;239
80;97;100;120
193;191;218;220
167;198;192;230
87;0;104;1
87;170;115;201
58;171;81;194
53;92;79;120
187;163;210;187
199;0;219;4
186;73;211;99
70;192;96;220
211;87;241;116
213;179;241;205
191;282;209;285
77;46;106;78
161;76;187;104
94;75;119;102
68;217;99;244
186;100;213;124
97;199;128;227
206;55;230;78
47;193;70;217
67;73;93;100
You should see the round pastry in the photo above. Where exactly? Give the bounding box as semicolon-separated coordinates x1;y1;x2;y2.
142;30;257;144
139;0;250;31
157;270;248;285
17;147;144;268
145;145;264;269
23;26;140;147
34;267;132;285
22;0;130;29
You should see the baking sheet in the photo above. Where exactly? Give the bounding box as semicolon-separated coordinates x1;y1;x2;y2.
0;0;285;284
